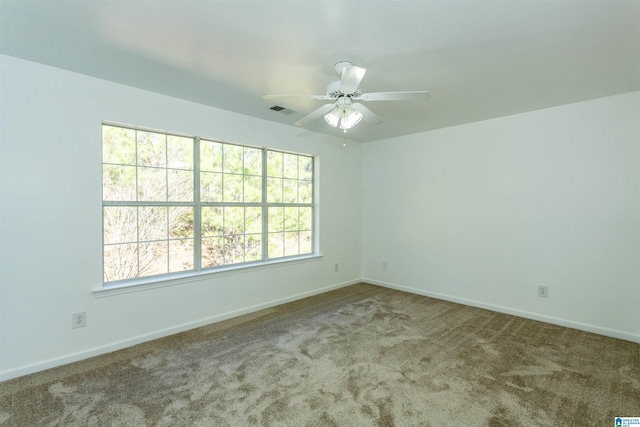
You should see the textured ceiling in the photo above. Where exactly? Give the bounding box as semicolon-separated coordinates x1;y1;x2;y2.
1;0;639;142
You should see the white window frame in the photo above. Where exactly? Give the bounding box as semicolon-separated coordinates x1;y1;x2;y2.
101;122;317;290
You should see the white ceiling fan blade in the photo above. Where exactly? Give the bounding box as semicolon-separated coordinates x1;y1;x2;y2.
352;103;383;125
295;103;336;127
339;66;366;93
263;94;334;101
358;91;431;102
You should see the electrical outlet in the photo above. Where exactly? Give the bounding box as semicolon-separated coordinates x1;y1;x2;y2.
381;261;388;271
72;311;86;329
538;285;549;298
334;263;339;272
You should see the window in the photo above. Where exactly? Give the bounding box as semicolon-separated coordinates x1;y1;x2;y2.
102;123;315;284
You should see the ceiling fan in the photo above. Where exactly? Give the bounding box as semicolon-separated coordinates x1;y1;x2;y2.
264;61;431;132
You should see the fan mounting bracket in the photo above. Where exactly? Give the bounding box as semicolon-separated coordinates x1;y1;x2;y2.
333;61;354;76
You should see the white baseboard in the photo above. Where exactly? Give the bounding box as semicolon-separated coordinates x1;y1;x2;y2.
0;279;360;383
363;277;640;344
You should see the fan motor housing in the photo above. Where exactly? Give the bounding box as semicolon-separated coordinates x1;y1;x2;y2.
326;80;361;98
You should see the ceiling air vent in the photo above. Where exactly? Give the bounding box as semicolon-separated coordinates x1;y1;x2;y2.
268;105;295;115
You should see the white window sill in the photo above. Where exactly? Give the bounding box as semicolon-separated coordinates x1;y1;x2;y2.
93;254;323;298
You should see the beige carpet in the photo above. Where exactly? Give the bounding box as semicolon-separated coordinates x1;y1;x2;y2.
1;283;638;426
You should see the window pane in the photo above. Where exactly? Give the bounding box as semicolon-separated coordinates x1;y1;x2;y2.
268;207;284;232
299;156;313;180
223;144;243;174
202;206;223;237
300;231;312;254
139;241;168;277
104;206;137;244
284;207;299;231
168;170;193;202
284;232;300;256
103;164;136;201
268;232;284;259
202;237;223;268
244;176;262;203
267;177;283;203
283;153;298;179
246;207;262;234
224;206;244;236
139;206;167;242
167;135;193;169
246;235;261;261
169;207;194;239
244;147;262;176
223;174;243;202
103;125;136;165
138;131;166;167
300;207;312;231
267;151;283;177
200;172;222;202
224;236;244;264
104;243;138;282
138;167;166;201
299;180;312;204
283;179;297;204
169;239;193;272
201;140;222;172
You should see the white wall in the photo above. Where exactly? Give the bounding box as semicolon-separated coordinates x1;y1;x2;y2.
0;55;363;380
362;92;640;343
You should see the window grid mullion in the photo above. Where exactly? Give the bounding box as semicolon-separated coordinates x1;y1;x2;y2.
312;157;316;254
280;153;285;259
242;147;246;204
222;206;226;265
135;129;141;279
262;149;269;262
103;201;193;207
164;134;169;273
194;137;202;272
164;133;169;203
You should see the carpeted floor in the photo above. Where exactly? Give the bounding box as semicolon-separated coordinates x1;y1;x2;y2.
1;283;638;426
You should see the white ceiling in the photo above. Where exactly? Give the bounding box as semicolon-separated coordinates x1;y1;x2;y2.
1;0;639;143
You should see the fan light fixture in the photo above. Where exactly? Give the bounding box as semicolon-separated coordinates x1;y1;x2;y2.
324;97;363;132
324;108;341;127
340;108;363;129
